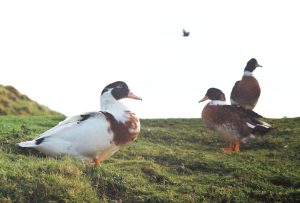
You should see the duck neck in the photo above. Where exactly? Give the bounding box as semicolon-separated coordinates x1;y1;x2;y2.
101;93;129;123
209;100;227;106
243;71;254;77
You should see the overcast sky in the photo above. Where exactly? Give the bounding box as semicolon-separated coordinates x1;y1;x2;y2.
1;1;299;119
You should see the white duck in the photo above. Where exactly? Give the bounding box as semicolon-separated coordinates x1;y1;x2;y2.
18;81;142;165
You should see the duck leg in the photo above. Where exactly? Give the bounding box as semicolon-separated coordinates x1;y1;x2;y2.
94;158;101;166
223;141;234;152
233;140;240;152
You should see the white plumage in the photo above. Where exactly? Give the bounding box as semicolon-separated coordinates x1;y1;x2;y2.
18;81;141;165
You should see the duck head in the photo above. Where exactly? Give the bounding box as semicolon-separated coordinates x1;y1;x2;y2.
199;88;226;103
100;81;142;117
101;81;142;101
244;58;262;72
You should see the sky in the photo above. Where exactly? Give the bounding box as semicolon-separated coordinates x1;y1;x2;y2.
0;0;300;119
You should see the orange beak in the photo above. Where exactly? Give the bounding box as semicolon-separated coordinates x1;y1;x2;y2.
128;91;142;100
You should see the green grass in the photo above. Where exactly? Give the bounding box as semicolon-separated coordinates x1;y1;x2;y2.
0;85;60;115
0;115;300;202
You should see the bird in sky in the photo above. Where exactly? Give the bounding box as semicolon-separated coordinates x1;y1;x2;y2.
182;29;190;37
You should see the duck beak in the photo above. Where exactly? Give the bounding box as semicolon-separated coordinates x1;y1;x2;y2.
256;63;262;67
128;91;142;100
199;96;208;103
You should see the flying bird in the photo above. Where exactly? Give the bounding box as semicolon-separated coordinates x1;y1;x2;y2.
182;29;190;37
18;81;142;165
230;58;262;110
199;88;271;152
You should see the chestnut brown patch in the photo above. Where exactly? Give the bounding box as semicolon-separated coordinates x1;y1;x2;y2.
201;105;250;141
101;111;139;146
231;77;260;110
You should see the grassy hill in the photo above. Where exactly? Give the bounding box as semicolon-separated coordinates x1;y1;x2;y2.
0;85;59;115
0;115;299;202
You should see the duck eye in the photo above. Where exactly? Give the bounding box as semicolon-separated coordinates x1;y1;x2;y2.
117;84;123;88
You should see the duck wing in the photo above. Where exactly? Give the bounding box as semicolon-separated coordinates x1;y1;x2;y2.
224;105;271;135
230;81;241;105
37;112;99;140
18;112;110;149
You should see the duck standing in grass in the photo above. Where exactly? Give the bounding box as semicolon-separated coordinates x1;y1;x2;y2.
199;88;271;152
18;81;142;165
230;58;262;110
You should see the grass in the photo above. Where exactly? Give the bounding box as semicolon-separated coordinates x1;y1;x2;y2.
0;115;299;202
0;85;60;115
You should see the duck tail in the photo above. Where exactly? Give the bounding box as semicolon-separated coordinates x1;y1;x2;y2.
18;140;37;147
252;123;272;136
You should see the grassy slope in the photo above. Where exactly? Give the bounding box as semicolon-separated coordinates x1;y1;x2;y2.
0;115;299;202
0;85;59;115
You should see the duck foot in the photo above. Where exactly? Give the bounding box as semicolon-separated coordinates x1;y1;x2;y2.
94;158;101;166
234;140;240;152
223;140;240;153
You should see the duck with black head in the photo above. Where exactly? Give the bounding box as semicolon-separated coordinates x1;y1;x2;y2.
18;81;142;166
230;58;262;110
200;88;271;152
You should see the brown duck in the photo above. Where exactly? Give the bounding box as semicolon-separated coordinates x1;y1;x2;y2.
230;58;262;110
200;88;271;152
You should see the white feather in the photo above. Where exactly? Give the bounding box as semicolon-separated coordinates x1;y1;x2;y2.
18;140;37;147
101;89;130;123
19;112;118;161
246;122;255;129
243;71;254;77
209;100;227;106
259;121;272;128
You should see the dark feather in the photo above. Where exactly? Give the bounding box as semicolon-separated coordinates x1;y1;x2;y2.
76;113;93;124
35;137;45;145
183;29;190;37
224;105;269;128
252;125;271;136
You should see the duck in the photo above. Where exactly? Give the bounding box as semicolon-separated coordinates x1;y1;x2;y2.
18;81;142;165
183;29;190;37
230;58;262;110
199;88;271;152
